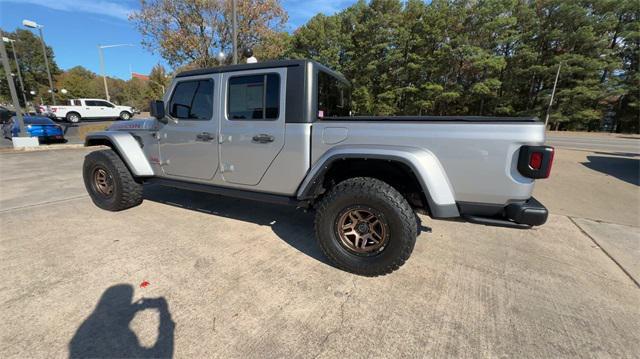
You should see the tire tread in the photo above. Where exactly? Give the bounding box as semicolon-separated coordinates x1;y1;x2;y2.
84;149;143;211
314;177;417;276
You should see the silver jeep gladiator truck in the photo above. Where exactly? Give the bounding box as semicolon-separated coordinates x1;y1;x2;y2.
83;59;554;276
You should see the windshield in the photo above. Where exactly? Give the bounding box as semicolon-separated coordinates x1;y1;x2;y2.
317;71;351;118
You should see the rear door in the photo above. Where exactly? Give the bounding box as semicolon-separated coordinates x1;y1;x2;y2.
158;74;220;180
219;68;286;186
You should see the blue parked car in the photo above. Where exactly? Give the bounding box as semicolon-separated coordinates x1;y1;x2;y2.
2;115;66;143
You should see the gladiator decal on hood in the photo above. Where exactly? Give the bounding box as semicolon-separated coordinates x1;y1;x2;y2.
108;119;158;131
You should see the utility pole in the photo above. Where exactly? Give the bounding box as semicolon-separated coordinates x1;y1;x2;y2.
3;37;28;105
98;44;134;102
544;62;562;129
99;46;108;101
0;32;26;137
232;0;238;64
23;20;55;105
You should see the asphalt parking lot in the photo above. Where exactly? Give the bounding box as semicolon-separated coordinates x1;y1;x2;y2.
1;137;639;357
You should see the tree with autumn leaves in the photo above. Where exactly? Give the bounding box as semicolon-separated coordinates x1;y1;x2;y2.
129;0;289;68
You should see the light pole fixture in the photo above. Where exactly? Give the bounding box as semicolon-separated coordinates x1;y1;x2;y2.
98;44;134;102
22;19;56;105
2;36;27;105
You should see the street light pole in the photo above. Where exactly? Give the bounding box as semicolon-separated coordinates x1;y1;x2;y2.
232;0;238;64
23;19;56;105
98;46;108;101
98;44;134;101
3;37;28;106
0;31;26;137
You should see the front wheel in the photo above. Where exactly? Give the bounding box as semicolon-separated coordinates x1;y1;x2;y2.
314;177;418;276
119;111;132;120
83;149;143;211
66;112;81;123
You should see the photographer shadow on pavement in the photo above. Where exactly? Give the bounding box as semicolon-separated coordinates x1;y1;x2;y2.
69;284;175;359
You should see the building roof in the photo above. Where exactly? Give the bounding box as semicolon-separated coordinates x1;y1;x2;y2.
131;72;150;81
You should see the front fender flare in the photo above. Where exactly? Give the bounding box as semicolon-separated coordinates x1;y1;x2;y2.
84;131;154;177
296;145;459;218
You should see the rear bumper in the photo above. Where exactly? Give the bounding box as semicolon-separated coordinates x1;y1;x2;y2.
459;197;548;229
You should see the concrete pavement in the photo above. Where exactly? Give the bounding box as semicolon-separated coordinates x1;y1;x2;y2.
1;147;639;358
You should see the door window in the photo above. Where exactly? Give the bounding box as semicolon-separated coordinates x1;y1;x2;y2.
227;74;279;120
168;79;214;120
97;101;115;108
85;100;100;106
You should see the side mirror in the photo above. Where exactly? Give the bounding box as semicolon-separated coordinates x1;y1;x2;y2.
150;100;167;123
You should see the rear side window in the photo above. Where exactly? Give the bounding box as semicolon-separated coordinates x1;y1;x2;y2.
317;71;351;118
227;74;279;120
85;100;99;106
169;79;214;120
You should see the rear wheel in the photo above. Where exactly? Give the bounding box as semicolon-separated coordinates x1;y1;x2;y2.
66;112;81;123
83;149;143;211
314;177;417;276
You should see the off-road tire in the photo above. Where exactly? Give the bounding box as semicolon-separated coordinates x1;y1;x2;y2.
83;149;143;211
119;111;132;120
66;112;81;123
314;177;418;276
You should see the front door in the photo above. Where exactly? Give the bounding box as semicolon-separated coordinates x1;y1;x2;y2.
158;74;219;180
83;100;102;118
219;68;286;186
95;100;116;118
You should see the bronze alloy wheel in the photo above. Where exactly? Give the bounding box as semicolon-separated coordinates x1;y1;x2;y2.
93;167;114;197
336;207;389;255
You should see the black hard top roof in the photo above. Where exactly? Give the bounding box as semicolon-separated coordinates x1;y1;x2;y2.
175;59;348;83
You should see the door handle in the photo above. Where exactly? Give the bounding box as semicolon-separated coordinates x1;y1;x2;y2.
195;132;215;142
252;134;274;144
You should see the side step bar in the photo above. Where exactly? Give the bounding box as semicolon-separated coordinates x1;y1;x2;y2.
146;178;300;207
462;215;532;229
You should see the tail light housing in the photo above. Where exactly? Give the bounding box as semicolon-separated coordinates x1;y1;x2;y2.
518;145;554;179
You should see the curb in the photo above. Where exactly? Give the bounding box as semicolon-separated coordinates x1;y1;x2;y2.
0;143;87;153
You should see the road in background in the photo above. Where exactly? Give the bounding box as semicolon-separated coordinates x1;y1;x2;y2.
547;133;640;154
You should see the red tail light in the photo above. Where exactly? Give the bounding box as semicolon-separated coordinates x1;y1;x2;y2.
518;146;554;179
529;152;543;170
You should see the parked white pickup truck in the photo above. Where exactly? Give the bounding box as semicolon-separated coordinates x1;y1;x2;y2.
49;99;135;123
